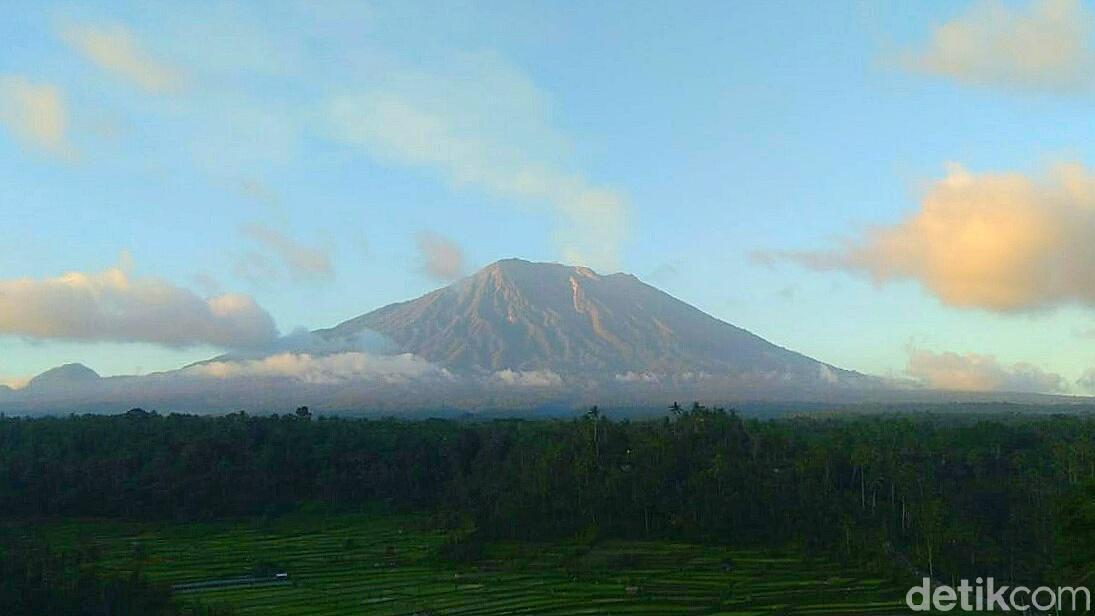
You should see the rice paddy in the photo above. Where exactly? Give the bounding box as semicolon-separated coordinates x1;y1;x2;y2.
41;513;913;615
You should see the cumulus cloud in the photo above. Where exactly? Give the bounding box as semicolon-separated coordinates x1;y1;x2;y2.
241;223;334;283
905;348;1064;393
761;163;1095;312
326;53;627;271
416;232;465;282
186;352;449;384
0;75;74;157
0;260;277;348
489;369;564;388
903;0;1095;92
60;22;186;94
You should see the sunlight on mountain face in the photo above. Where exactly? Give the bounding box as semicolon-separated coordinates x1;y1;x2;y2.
321;259;854;380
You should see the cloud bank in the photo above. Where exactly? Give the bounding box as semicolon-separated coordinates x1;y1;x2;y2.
763;163;1095;312
186;351;449;384
905;348;1064;393
0;75;74;157
326;53;627;271
416;232;465;282
904;0;1095;92
59;22;186;94
0;261;278;348
490;369;564;388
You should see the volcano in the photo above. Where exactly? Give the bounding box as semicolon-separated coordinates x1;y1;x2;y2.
318;259;860;386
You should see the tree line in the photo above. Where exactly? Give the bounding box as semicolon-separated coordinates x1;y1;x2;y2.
3;405;1095;590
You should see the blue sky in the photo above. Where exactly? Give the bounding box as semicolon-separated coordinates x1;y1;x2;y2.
2;0;1095;394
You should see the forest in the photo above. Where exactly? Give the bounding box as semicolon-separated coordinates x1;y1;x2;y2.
3;404;1095;613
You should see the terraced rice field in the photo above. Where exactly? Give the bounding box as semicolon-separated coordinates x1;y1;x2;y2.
43;513;913;615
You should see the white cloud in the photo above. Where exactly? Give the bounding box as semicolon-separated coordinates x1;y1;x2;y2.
490;369;564;388
0;75;74;158
326;53;627;271
186;351;449;384
762;163;1095;312
416;231;465;282
905;348;1064;393
0;259;277;348
60;22;186;94
615;371;661;384
904;0;1095;92
241;223;334;283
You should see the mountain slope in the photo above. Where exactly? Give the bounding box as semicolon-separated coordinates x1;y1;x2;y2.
319;259;859;383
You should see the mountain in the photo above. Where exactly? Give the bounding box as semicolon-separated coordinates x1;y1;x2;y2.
9;260;1093;415
26;363;101;391
318;259;861;386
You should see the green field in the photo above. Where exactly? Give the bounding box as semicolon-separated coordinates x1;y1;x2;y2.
41;513;913;615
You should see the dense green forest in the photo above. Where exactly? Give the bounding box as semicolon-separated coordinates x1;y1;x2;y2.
3;405;1095;605
0;527;231;615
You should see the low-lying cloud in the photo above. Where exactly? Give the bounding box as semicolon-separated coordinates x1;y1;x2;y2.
490;369;564;388
416;232;465;282
0;261;278;348
905;348;1064;393
615;371;661;384
186;351;449;385
0;75;74;158
761;163;1095;312
903;0;1095;93
59;22;186;94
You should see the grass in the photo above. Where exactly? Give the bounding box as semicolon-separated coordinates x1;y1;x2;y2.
39;513;913;615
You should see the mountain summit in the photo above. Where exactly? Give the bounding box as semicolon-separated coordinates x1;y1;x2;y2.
319;259;858;385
